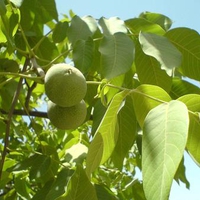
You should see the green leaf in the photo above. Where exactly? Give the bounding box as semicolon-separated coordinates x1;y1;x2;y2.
111;96;137;169
142;100;189;200
20;0;58;32
166;28;200;81
105;73;125;104
10;0;23;7
139;12;173;31
0;80;18;111
19;0;35;31
132;84;171;127
139;32;182;76
178;94;200;112
120;179;146;200
91;99;107;135
52;21;68;43
174;157;190;189
14;173;31;199
0;5;20;45
170;78;200;99
186;114;200;165
29;155;51;180
66;143;88;164
82;15;98;34
45;169;74;200
99;17;127;35
0;0;6;15
99;32;134;79
125;18;166;35
73;37;94;74
33;37;60;65
59;165;98;200
68;15;93;45
95;184;117;200
32;162;73;200
32;181;54;200
29;153;59;184
38;0;58;22
177;94;200;165
0;58;19;73
12;155;38;172
135;41;172;92
86;90;130;175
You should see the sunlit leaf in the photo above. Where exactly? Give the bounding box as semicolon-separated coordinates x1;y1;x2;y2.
166;28;200;81
125;17;166;35
66;143;88;163
68;15;93;45
135;41;172;92
99;32;134;79
10;0;23;7
139;12;173;31
178;94;200;112
105;73;125;104
139;32;182;76
143;100;189;200
86;90;130;175
132;84;171;127
111;96;137;169
170;78;200;99
178;94;200;165
0;5;20;45
99;17;127;35
82;15;98;34
187;114;200;165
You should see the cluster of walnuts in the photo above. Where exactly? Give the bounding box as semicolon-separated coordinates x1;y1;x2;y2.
44;63;87;130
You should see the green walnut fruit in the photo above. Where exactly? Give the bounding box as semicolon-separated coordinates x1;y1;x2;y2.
45;63;87;107
47;100;87;130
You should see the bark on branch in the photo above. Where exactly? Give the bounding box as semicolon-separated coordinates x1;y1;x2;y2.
0;109;48;118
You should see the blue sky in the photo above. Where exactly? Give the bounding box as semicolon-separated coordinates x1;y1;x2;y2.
55;1;200;199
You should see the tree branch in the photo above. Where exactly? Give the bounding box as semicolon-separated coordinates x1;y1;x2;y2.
0;109;48;118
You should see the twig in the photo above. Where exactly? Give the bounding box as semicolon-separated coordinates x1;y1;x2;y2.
0;109;48;118
30;58;45;78
0;58;29;179
25;81;37;110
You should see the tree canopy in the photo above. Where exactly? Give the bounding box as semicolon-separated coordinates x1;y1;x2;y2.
0;0;200;199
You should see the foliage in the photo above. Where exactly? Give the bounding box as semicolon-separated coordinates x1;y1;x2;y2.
0;1;200;199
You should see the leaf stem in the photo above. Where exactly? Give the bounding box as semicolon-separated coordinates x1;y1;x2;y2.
0;72;43;81
131;89;167;104
18;24;35;57
86;81;128;91
42;49;73;69
86;81;101;85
